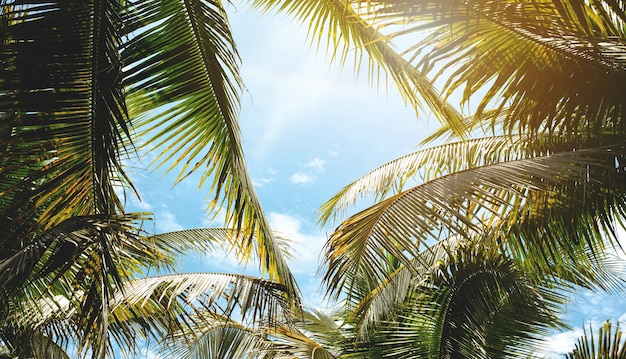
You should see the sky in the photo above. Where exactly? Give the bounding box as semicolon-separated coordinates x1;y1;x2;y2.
124;5;626;358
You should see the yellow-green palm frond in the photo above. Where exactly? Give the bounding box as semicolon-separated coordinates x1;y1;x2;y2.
365;244;566;359
245;0;465;135
566;321;626;359
321;146;626;299
122;0;298;297
344;0;626;136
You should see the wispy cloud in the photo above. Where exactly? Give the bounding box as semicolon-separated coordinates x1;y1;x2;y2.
155;210;184;233
268;212;328;307
540;327;583;356
305;157;326;171
290;172;316;184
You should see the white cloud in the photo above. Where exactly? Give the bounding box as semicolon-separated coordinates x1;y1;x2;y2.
155;210;184;233
268;212;325;272
290;172;316;184
305;157;326;172
540;328;583;357
268;212;328;307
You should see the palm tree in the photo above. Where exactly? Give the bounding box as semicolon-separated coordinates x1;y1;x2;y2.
318;132;626;356
316;0;626;356
0;226;298;358
1;0;457;356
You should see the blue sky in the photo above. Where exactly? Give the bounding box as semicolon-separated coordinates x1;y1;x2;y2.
125;6;626;358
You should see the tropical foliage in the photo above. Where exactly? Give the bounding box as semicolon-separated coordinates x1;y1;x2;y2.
0;0;446;357
0;0;311;357
315;0;626;357
3;0;626;358
566;321;626;359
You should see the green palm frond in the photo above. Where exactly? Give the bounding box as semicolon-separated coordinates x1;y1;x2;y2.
344;0;626;135
318;134;602;226
371;244;565;359
261;324;337;359
163;310;339;359
164;317;270;359
322;145;626;298
566;321;626;359
246;0;465;134
121;0;298;296
109;273;297;357
0;1;132;239
0;325;71;359
114;273;294;326
346;236;463;340
0;213;153;294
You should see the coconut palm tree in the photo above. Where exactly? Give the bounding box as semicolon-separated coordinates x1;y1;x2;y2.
0;225;298;358
318;132;626;356
1;0;459;356
315;0;626;355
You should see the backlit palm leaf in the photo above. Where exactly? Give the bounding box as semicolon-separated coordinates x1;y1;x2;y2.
247;0;465;134
322;146;626;298
317;134;599;225
362;244;565;359
122;0;298;296
115;273;293;326
165;317;270;359
343;0;626;135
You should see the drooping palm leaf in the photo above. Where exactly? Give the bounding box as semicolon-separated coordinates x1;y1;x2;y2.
246;0;465;135
164;317;271;359
121;0;298;297
343;0;626;135
0;1;132;241
346;235;463;340
363;244;565;359
113;273;294;326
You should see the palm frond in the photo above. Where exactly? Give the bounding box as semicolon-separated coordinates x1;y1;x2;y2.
164;316;271;359
566;321;626;359
318;134;602;226
262;324;337;359
113;273;294;326
359;244;566;359
346;236;463;340
121;0;298;297
345;0;626;135
0;1;132;245
321;146;626;298
245;0;465;135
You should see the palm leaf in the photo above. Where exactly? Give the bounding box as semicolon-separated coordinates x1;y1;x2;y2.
321;146;626;298
566;321;626;359
346;236;463;340
246;0;466;135
0;1;132;241
261;324;337;359
113;273;294;326
317;134;601;226
370;244;565;359
344;0;626;135
164;317;271;359
121;0;298;297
